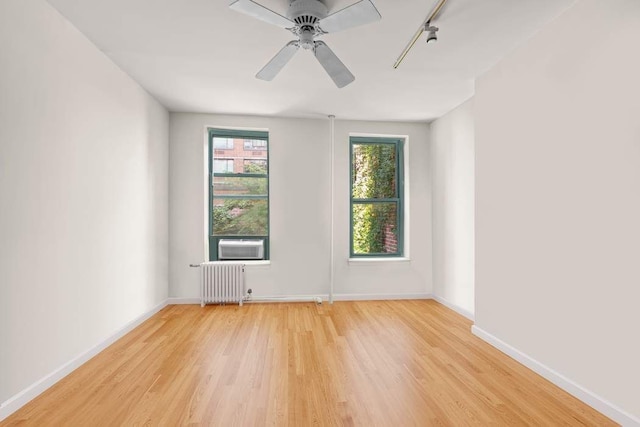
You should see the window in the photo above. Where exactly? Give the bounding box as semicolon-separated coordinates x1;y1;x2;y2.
243;139;267;150
350;137;404;257
209;128;269;261
213;137;234;150
213;159;234;174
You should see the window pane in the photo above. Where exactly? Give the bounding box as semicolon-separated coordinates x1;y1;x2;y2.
243;159;267;174
352;203;398;255
352;144;397;199
213;159;234;173
212;138;267;175
213;137;234;150
212;198;268;236
243;139;267;150
213;176;267;196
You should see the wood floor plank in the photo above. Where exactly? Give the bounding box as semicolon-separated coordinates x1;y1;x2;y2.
1;300;616;426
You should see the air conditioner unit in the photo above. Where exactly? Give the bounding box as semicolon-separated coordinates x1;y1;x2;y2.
219;239;264;260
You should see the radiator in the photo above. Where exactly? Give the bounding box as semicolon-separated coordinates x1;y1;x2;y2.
200;262;245;307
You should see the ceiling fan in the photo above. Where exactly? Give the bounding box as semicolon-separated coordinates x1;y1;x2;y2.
229;0;381;88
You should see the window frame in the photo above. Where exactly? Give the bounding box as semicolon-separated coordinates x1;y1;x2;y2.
349;136;404;258
208;128;270;261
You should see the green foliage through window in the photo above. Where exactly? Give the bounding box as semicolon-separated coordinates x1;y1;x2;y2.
350;137;403;257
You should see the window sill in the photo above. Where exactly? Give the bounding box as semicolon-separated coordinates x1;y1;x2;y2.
348;257;410;264
242;260;271;266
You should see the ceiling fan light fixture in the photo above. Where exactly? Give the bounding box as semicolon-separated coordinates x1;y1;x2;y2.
426;25;438;43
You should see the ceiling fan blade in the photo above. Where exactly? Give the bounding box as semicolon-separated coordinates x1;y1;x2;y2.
256;41;299;81
314;41;355;88
229;0;293;28
319;0;381;33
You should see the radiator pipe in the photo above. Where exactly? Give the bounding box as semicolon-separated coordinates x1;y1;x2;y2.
329;114;335;304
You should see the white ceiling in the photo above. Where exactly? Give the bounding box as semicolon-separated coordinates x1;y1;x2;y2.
46;0;574;121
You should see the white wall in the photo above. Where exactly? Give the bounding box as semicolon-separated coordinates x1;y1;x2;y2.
475;0;640;422
333;120;432;298
170;114;331;298
430;99;475;317
169;114;431;299
0;0;169;407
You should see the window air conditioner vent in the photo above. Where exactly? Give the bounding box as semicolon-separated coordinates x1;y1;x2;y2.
219;239;264;260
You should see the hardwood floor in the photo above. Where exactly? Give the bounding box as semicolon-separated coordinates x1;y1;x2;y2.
2;300;615;426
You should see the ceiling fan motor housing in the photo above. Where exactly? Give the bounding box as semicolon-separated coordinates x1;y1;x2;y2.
287;0;328;26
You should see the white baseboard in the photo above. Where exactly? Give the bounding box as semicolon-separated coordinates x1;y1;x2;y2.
332;293;432;301
471;326;640;427
167;293;433;304
245;295;327;303
167;297;201;304
168;296;328;305
432;295;474;321
0;299;168;423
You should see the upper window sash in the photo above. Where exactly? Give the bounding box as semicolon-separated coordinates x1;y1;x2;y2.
209;128;268;140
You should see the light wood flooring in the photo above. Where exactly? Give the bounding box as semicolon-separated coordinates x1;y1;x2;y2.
2;300;615;426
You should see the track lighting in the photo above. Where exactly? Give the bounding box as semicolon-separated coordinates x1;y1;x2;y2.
426;25;438;43
393;0;449;68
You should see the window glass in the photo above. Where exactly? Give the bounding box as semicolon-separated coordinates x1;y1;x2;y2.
212;198;268;236
243;159;267;174
352;203;398;255
213;137;234;150
213;159;234;173
213;176;267;196
243;139;267;150
352;144;397;199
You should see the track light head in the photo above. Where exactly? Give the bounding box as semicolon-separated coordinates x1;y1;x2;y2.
425;25;439;43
